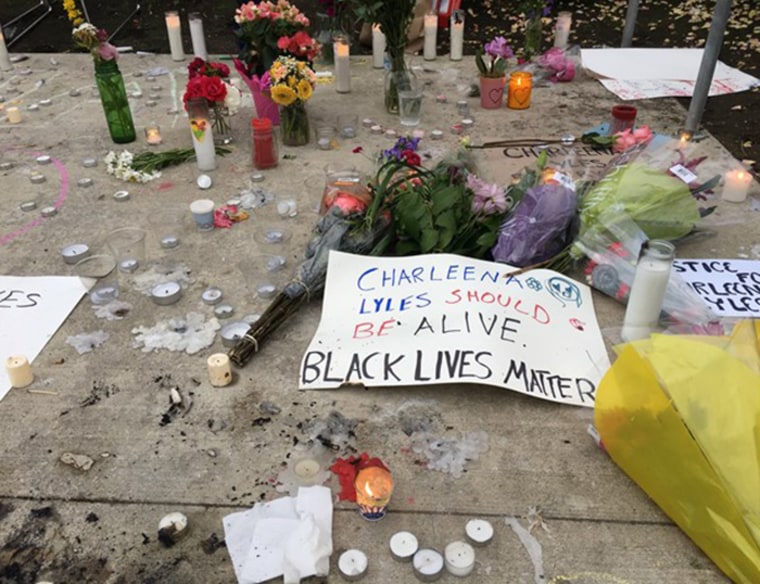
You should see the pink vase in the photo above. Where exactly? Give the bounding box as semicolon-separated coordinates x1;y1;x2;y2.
234;59;281;126
480;76;506;109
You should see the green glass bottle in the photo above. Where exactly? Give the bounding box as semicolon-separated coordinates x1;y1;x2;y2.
94;59;136;144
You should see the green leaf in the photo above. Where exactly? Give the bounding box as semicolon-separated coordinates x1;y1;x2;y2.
431;186;461;215
420;227;439;253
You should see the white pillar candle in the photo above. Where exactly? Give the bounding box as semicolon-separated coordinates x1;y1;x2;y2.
207;353;232;387
449;10;464;61
6;355;34;388
6;106;21;124
412;548;444;581
338;549;368;581
334;36;351;93
0;25;12;71
554;11;573;49
621;240;675;342
372;24;386;69
188;13;208;61
188;110;216;171
423;12;438;61
165;11;185;62
465;518;494;546
444;541;475;577
722;169;752;203
389;531;419;562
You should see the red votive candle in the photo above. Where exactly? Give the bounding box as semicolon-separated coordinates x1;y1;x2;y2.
609;105;637;135
252;117;278;170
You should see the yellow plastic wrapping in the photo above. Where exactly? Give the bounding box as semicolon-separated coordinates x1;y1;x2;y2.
595;321;760;583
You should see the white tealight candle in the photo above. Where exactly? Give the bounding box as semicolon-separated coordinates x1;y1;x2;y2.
412;548;444;581
5;355;34;388
334;36;351;93
465;518;494;546
554;11;573;49
293;458;323;485
722;169;752;203
188;13;208;61
201;287;224;305
450;10;464;61
6;106;21;124
165;11;185;62
61;243;91;265
220;321;249;348
338;549;368;581
151;281;183;306
389;531;419;562
423;12;438;61
0;26;12;71
372;24;386;69
444;541;475;577
207;353;232;387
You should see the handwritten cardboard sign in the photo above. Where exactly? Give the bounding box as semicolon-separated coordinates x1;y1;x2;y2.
0;276;88;400
300;252;611;407
674;259;760;317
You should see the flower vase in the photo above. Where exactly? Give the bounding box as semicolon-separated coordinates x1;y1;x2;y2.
314;13;336;66
479;76;506;109
524;15;543;60
384;63;417;115
210;102;233;145
94;59;136;144
280;102;310;146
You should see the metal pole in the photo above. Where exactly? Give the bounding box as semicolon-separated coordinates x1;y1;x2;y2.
621;0;640;47
685;0;733;134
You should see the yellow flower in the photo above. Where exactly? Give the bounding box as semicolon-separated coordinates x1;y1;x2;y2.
296;79;313;101
63;0;84;25
270;62;286;81
288;75;297;87
270;85;297;106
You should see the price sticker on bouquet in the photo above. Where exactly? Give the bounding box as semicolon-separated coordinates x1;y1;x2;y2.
300;251;611;407
669;163;698;184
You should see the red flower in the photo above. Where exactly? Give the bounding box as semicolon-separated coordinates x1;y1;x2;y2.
277;35;291;50
182;76;205;104
201;75;227;103
352;146;364;154
188;57;206;78
401;149;421;166
210;62;230;78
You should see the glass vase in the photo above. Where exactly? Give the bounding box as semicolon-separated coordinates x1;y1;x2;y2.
280;102;310;147
210;102;233;145
384;60;417;115
94;59;136;144
523;14;543;60
314;13;337;66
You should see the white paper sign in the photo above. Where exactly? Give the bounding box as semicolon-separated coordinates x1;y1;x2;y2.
673;259;760;317
300;252;611;407
0;276;88;400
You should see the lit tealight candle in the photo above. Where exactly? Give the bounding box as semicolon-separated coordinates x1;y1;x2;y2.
722;169;752;203
554;11;573;49
207;353;232;387
389;531;419;562
5;356;34;388
412;548;444;582
444;541;475;577
372;24;386;69
423;11;438;61
465;518;494;546
338;549;368;581
6;106;21;124
165;11;185;61
354;464;394;521
145;125;162;145
507;71;533;110
334;35;351;94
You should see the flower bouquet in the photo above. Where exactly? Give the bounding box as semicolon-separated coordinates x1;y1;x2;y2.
66;0;135;143
268;56;317;146
516;0;553;60
184;58;242;145
475;36;514;109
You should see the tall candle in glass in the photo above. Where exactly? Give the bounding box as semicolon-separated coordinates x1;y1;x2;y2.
507;71;533;109
188;13;208;61
424;12;437;61
0;24;12;71
165;11;184;61
334;35;351;93
621;240;675;342
554;11;572;49
372;24;386;69
187;98;217;171
449;10;464;61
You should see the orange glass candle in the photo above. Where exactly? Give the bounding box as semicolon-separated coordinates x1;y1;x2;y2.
507;71;533;110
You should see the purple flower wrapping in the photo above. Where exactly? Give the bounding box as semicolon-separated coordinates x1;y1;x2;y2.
491;183;578;267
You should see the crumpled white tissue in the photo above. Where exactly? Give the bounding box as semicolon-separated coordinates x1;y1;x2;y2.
223;485;333;584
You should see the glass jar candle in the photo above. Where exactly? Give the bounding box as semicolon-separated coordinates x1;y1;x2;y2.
252;117;278;170
609;105;637;135
507;71;533;110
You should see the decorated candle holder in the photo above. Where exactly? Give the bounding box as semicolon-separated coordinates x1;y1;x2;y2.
354;464;394;521
507;71;533;110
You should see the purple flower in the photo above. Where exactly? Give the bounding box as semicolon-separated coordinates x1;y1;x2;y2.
467;175;508;215
484;36;514;60
383;135;421;162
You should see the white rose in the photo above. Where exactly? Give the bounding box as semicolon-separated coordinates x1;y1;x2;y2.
223;82;242;115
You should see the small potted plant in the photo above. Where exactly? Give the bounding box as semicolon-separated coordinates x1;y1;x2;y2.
475;36;513;109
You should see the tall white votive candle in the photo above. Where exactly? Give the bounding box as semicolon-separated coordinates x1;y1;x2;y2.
722;169;752;202
554;11;573;49
621;240;675;342
207;353;232;387
0;25;12;71
187;98;216;171
372;24;386;69
6;355;33;388
165;11;185;61
334;36;351;93
449;10;464;61
188;13;208;61
424;12;437;61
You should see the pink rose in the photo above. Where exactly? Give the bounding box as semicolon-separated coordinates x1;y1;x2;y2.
97;42;119;62
632;125;653;142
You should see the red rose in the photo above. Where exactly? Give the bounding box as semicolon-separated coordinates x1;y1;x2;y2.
182;76;205;104
188;57;206;78
401;149;421;166
277;35;291;50
210;62;230;78
201;75;227;103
